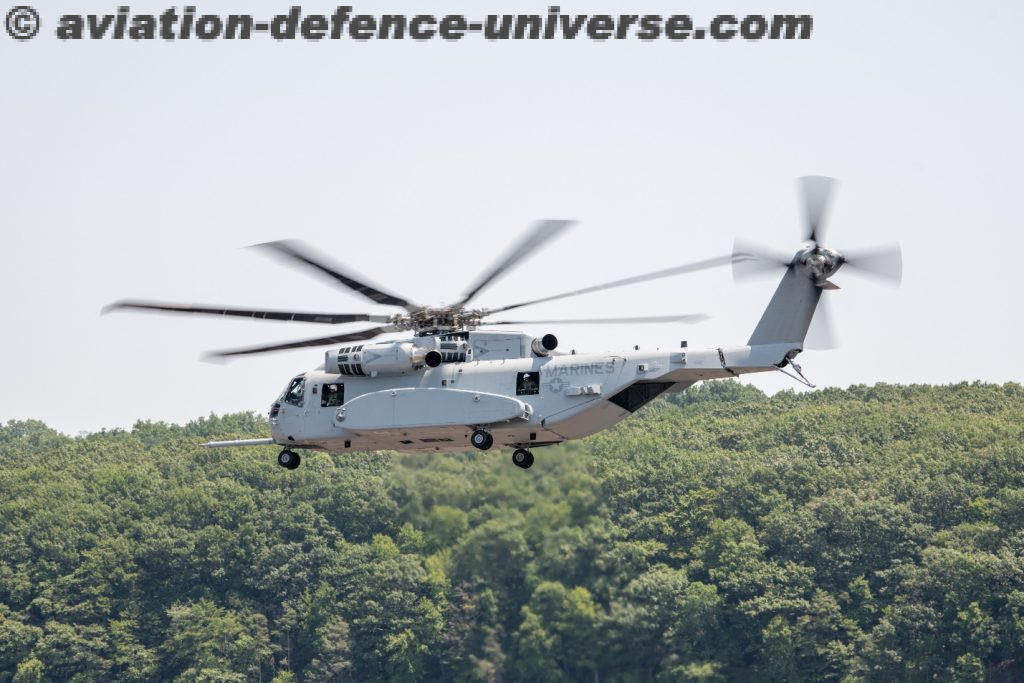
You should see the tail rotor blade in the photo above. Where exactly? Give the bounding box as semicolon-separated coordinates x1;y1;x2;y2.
805;294;839;350
732;238;792;281
842;243;902;286
798;176;838;244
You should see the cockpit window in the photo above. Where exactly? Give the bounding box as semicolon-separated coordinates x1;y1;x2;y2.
283;376;305;407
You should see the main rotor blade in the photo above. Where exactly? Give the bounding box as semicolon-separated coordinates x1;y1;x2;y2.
798;176;838;244
206;325;400;359
103;300;392;325
487;254;733;315
805;294;839;350
732;238;793;281
483;314;709;325
842;243;902;286
254;240;418;312
455;220;575;308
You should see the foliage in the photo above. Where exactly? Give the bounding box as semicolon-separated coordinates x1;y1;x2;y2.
1;381;1023;681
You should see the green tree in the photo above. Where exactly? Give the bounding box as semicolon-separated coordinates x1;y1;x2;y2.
161;599;271;681
11;658;43;683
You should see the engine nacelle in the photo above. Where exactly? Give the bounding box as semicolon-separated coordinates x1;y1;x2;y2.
437;339;470;363
325;339;438;376
531;334;558;357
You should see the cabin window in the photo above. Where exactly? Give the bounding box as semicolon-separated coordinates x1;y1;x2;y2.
321;383;344;407
283;376;305;407
516;371;540;396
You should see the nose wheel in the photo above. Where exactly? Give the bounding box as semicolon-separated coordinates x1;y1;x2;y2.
512;448;534;469
277;449;301;469
470;429;494;451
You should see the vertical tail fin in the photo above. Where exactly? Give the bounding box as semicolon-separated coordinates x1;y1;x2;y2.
747;267;822;347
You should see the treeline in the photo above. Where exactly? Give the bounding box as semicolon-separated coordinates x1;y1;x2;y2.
1;381;1023;682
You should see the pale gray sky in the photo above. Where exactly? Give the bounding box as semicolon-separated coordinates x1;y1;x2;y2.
3;0;1021;434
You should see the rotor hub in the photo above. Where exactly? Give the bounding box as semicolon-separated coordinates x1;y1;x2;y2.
393;307;486;335
797;246;844;281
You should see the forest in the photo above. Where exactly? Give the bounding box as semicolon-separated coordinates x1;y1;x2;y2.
1;381;1023;682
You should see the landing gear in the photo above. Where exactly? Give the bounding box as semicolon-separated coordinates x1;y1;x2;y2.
512;448;534;469
277;449;301;469
470;429;494;450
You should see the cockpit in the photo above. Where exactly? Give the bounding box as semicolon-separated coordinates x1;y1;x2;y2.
281;375;306;407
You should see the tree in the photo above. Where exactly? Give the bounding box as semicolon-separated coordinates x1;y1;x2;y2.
3;385;1024;681
161;599;271;681
306;615;353;682
12;658;43;683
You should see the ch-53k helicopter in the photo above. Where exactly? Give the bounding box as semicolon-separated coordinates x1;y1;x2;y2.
106;177;900;470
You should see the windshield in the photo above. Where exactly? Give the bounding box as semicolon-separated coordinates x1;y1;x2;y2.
282;376;305;406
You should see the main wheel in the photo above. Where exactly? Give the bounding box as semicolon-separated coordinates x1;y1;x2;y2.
512;449;534;469
471;429;493;451
277;449;301;469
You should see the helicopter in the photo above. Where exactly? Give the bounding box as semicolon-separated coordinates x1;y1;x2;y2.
105;177;901;470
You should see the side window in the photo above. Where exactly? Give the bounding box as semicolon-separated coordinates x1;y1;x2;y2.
516;371;540;396
284;376;305;407
321;383;344;407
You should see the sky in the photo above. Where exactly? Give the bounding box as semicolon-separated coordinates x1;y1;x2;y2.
2;0;1022;435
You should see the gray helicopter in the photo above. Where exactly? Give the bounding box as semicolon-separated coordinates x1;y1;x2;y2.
106;177;900;469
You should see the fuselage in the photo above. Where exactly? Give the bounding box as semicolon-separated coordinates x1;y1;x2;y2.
268;329;798;453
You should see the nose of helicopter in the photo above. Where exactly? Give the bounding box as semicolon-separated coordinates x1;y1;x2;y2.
267;372;307;441
267;401;285;443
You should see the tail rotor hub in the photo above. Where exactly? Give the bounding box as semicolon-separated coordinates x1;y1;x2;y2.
798;246;844;281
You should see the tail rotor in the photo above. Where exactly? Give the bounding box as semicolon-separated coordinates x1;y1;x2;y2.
739;176;902;348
